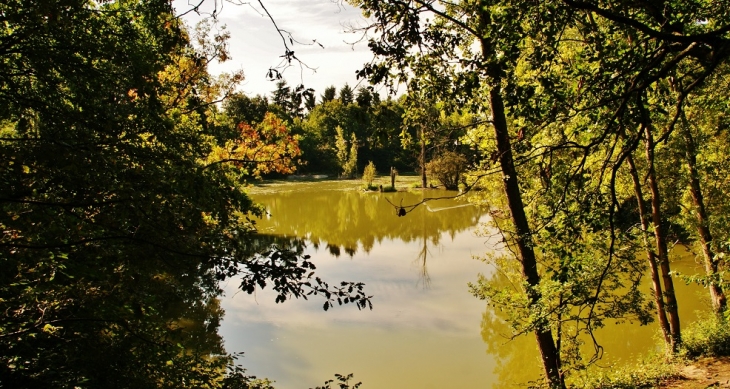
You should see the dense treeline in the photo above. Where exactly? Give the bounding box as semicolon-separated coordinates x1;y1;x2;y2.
224;80;476;180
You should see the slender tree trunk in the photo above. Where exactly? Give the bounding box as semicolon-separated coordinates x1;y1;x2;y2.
489;86;564;388
420;125;427;188
626;154;672;344
643;123;682;351
681;123;726;313
475;5;562;385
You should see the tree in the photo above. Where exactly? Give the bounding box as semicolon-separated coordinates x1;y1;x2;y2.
362;161;377;188
224;93;270;126
347;0;730;383
350;2;569;383
400;88;471;188
339;84;354;105
289;87;304;118
304;92;317;112
272;80;292;109
335;125;350;174
298;96;377;174
207;112;302;179
0;1;371;386
552;1;730;343
671;72;730;315
335;125;358;178
356;86;373;109
426;151;466;190
321;86;337;103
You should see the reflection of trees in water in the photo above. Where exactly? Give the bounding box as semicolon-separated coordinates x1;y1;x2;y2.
238;232;307;256
413;204;434;289
478;272;545;389
248;185;484;287
250;186;485;257
478;250;708;388
414;237;432;289
0;246;232;387
328;244;341;257
247;185;482;286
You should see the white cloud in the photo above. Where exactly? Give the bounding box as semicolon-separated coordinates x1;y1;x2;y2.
220;229;495;335
177;0;376;97
218;226;500;389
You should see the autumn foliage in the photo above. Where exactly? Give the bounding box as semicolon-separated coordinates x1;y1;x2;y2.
208;112;301;178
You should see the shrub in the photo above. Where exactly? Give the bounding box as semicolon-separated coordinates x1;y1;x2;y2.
577;353;679;389
426;151;467;190
579;314;730;389
681;313;730;357
362;161;376;188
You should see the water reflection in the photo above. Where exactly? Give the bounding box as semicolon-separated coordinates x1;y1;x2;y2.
221;180;497;389
414;235;432;289
477;245;710;388
250;180;483;257
225;180;710;388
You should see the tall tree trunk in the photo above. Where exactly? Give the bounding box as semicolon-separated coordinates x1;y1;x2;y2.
626;154;672;344
643;123;682;351
475;5;562;385
681;123;726;313
420;125;427;188
489;86;565;388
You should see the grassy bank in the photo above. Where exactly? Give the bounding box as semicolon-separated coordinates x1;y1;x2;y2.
578;314;730;388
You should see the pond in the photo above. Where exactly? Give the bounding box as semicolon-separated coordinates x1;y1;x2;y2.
219;179;710;389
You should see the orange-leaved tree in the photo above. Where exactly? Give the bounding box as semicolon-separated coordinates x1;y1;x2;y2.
207;112;302;178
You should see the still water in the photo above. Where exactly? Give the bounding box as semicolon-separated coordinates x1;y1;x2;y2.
219;179;709;389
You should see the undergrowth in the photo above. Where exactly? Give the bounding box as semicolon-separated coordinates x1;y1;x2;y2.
578;314;730;388
681;312;730;358
576;353;680;388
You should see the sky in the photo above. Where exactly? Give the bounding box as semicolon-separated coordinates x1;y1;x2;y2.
175;0;380;99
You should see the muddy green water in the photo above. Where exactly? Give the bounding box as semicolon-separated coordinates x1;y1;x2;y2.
219;179;710;389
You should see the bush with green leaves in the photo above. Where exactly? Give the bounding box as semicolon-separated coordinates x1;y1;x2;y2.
681;313;730;358
426;151;467;190
577;354;679;389
362;161;377;189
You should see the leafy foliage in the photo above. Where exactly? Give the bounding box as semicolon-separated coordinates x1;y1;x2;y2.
0;1;372;387
339;84;354;105
335;126;358;178
347;0;730;384
206;112;302;179
362;161;377;188
310;373;362;389
681;314;730;358
426;151;467;190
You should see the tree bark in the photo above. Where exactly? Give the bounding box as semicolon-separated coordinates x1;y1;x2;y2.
489;86;565;388
643;123;682;351
474;4;562;386
681;123;726;313
421;125;427;188
626;154;672;344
